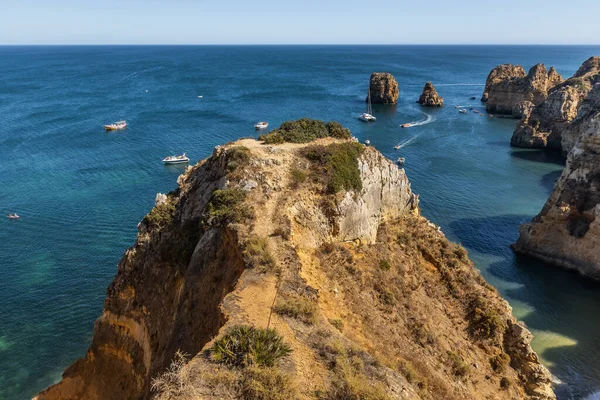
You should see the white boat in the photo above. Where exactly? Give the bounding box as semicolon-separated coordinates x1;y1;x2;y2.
365;139;371;145
394;145;401;150
254;121;269;130
7;213;20;219
397;157;405;165
104;120;127;131
198;95;203;98
459;109;468;114
162;153;190;165
401;123;412;128
359;86;376;122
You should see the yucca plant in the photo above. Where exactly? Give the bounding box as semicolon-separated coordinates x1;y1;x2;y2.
211;325;292;368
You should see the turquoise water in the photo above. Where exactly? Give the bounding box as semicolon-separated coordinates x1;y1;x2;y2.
1;45;599;399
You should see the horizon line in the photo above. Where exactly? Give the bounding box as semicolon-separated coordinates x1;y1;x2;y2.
1;43;600;47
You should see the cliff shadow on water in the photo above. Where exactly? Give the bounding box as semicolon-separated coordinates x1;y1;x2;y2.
450;214;600;399
510;149;566;167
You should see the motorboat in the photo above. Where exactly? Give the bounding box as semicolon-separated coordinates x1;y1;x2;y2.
397;157;405;165
8;213;20;219
162;153;190;165
254;121;269;130
365;139;371;145
394;145;401;150
401;123;412;128
104;120;127;131
459;109;468;114
474;110;480;114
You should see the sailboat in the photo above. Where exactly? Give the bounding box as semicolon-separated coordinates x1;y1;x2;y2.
359;86;376;122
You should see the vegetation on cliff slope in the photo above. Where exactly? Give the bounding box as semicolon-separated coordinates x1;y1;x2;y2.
302;142;364;194
258;118;351;144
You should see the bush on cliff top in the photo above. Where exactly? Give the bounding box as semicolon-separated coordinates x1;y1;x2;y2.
211;325;292;368
258;118;351;144
303;142;364;194
206;188;253;225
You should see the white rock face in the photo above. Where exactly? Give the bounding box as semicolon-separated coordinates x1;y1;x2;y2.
336;148;418;243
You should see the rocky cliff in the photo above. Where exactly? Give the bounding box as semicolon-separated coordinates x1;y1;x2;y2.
417;82;444;107
511;57;600;152
485;64;563;116
37;120;554;400
367;72;399;104
513;84;600;278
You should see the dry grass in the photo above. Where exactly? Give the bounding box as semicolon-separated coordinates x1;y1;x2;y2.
241;366;298;400
244;236;277;272
274;293;317;325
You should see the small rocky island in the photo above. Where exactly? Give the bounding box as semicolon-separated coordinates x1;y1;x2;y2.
483;63;563;117
37;119;554;400
367;72;399;104
417;82;444;107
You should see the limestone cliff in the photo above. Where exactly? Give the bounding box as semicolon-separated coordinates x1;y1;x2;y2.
485;63;563;116
367;72;399;104
417;82;444;107
481;63;526;102
513;84;600;278
37;121;554;400
511;57;600;152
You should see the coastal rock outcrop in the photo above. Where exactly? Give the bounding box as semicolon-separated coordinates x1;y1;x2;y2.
417;82;444;107
512;84;600;278
511;57;600;153
37;120;554;400
485;63;563;116
481;63;526;102
366;72;399;104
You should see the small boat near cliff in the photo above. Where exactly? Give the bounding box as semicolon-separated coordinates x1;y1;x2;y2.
8;213;20;219
254;121;269;130
397;157;405;165
162;153;189;165
365;139;371;145
104;120;127;131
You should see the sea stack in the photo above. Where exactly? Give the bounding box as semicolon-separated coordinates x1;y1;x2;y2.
485;63;563;116
37;119;554;400
418;81;444;107
511;56;600;153
366;72;399;104
513;83;600;279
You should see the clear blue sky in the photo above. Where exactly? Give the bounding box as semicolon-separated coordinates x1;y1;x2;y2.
2;0;599;45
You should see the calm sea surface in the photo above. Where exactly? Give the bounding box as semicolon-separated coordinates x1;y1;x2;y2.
1;45;599;399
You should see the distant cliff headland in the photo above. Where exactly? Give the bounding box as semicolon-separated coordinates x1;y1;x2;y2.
36;120;554;400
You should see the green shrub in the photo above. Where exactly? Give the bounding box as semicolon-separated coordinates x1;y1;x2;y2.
206;188;252;225
226;146;251;172
302;142;364;194
490;352;510;372
242;366;297;400
447;351;469;377
380;289;396;306
468;296;504;340
500;376;511;389
144;201;176;230
211;326;292;368
289;167;307;188
258;118;352;144
274;294;317;324
378;260;391;271
244;236;276;272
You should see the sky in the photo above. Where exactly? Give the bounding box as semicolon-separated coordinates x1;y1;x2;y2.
1;0;599;45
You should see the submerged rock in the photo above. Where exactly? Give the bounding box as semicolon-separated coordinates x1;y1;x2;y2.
37;120;554;400
513;84;600;279
366;72;399;104
417;81;444;107
485;63;563;116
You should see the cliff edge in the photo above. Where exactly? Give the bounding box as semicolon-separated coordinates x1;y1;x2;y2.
37;120;554;400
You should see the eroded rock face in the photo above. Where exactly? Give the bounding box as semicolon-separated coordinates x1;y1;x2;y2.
511;57;600;152
513;84;600;279
417;81;444;107
37;134;554;400
481;63;526;102
366;72;399;104
486;63;563;116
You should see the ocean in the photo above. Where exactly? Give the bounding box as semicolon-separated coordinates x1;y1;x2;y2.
0;45;599;399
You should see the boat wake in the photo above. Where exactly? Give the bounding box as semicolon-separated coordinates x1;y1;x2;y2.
401;111;434;128
395;132;422;149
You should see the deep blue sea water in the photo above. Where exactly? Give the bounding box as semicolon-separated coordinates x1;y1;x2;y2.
1;45;599;400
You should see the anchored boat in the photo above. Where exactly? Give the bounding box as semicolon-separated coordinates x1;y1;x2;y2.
162;153;190;165
8;213;20;219
397;157;405;165
359;86;376;122
104;120;127;131
254;121;269;130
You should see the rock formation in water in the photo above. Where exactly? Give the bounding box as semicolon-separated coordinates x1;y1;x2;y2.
485;63;563;116
417;82;444;107
511;57;600;153
367;72;399;104
513;84;600;279
481;63;526;102
37;120;554;400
